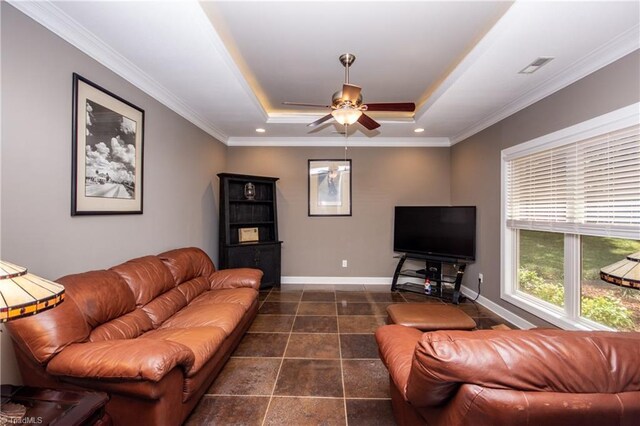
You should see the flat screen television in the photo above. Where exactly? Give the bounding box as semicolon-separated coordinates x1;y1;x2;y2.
393;206;476;261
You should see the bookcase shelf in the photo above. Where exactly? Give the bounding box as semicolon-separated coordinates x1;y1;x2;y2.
218;173;282;289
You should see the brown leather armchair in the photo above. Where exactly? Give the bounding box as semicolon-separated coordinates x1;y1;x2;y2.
6;247;262;426
376;325;640;426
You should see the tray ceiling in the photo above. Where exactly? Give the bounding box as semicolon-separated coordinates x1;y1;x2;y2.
10;1;639;146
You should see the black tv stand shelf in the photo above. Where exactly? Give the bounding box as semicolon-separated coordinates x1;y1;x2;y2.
391;254;467;304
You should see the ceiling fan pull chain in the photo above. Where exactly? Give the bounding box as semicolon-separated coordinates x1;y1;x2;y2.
344;124;348;160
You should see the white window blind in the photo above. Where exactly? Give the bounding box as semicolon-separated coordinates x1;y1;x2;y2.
506;124;640;238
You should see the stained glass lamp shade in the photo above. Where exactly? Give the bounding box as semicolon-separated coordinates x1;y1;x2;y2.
600;252;640;290
0;260;65;322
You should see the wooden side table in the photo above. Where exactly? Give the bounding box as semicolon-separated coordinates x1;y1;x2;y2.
0;385;110;425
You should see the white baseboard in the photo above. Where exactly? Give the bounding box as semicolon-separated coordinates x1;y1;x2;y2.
460;285;535;329
281;276;392;285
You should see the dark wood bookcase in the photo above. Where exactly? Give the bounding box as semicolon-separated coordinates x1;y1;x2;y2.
217;173;282;289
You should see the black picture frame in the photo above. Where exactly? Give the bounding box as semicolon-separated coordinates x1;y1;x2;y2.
308;159;352;216
71;73;144;215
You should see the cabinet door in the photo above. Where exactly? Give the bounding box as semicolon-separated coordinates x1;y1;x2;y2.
225;246;258;270
256;245;281;287
224;244;281;289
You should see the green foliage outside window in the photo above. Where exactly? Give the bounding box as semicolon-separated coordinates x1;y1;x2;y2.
518;268;634;330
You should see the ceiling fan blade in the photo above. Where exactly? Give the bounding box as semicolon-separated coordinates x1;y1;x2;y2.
364;102;416;112
357;113;380;130
342;84;361;103
308;114;334;127
283;102;331;108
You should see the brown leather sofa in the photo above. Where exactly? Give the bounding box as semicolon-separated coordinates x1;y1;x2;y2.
6;247;262;426
376;325;640;426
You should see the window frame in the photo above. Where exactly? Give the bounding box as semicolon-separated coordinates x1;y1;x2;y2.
501;103;640;330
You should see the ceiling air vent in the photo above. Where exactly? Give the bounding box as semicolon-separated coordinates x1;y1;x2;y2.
519;57;554;74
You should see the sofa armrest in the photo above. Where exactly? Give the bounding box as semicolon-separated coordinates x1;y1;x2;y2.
375;325;423;399
210;268;263;290
46;339;195;382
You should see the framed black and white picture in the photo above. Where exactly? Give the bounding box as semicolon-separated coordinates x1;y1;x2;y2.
308;159;352;216
71;73;144;215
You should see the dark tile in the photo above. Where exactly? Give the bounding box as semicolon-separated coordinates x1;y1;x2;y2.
185;395;269;426
335;284;366;291
346;399;395;426
455;301;495;317
367;292;406;303
472;317;504;330
401;292;445;303
266;291;302;302
343;359;389;398
338;316;387;333
258;291;270;301
233;333;289;357
297;302;337;316
276;284;306;292
336;291;370;302
259;301;299;315
302;290;337;301
372;302;394;315
264;397;346;426
364;285;394;293
274;359;343;397
249;315;295;332
292;316;338;333
303;284;337;291
337;302;377;315
340;334;379;359
285;333;340;359
207;358;280;395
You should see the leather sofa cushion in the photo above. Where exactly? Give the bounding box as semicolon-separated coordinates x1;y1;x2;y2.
90;308;154;342
142;327;227;376
59;270;136;329
142;287;188;328
407;329;640;407
159;247;216;285
46;339;195;382
190;288;257;311
176;277;211;304
112;256;175;306
159;303;245;335
6;296;90;364
375;325;423;398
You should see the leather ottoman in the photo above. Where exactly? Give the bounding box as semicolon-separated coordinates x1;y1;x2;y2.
386;303;476;331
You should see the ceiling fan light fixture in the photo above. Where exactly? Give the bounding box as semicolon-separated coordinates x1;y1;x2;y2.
331;107;362;125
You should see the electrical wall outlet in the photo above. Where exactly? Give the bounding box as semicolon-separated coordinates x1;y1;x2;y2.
478;273;484;283
342;260;348;268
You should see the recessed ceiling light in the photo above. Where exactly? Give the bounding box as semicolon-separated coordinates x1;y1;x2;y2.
414;128;425;133
255;128;266;133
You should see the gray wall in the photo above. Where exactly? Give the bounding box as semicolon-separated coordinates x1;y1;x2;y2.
227;147;451;277
450;51;640;326
1;4;227;383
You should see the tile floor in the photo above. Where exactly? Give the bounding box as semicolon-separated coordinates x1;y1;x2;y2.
185;284;515;426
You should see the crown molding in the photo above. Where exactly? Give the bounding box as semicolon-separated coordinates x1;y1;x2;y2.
9;0;229;143
226;137;450;147
450;24;640;145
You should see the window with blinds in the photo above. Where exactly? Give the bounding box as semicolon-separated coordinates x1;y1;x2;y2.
506;124;640;238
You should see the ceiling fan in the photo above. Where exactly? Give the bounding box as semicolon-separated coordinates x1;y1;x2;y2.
283;53;416;131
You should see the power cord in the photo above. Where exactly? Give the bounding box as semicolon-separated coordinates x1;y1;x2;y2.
471;276;482;302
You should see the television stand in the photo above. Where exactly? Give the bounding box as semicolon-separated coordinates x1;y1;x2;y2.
391;254;467;304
